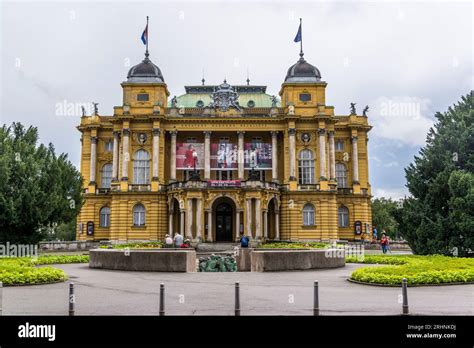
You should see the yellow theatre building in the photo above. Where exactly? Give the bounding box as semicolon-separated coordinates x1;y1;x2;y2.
76;44;373;243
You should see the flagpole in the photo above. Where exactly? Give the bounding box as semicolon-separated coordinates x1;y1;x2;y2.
299;18;303;58
146;16;149;57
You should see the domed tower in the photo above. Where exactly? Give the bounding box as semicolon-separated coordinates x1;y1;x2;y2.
279;51;328;117
120;50;169;115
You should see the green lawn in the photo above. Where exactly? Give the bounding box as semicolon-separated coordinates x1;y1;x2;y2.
0;255;89;286
259;242;334;249
347;255;474;286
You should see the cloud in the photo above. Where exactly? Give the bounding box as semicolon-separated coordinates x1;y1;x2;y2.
383;161;399;168
370;96;435;147
373;187;410;201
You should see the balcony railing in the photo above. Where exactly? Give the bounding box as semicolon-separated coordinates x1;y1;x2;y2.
298;184;320;191
128;184;151;192
96;188;111;194
337;187;353;194
167;179;280;191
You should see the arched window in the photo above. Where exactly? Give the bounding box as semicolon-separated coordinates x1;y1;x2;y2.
298;149;314;184
100;206;110;227
336;163;348;188
101;163;113;188
302;203;315;226
133;150;150;185
133;204;146;226
338;206;349;227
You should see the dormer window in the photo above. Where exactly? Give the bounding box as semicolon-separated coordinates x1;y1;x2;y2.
137;93;149;102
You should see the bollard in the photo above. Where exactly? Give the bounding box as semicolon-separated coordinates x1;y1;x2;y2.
235;281;240;316
402;278;409;315
313;280;319;316
69;283;75;316
0;281;3;316
159;283;165;316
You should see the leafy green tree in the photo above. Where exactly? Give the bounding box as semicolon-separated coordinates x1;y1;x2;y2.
371;197;399;239
398;93;473;256
0;123;83;244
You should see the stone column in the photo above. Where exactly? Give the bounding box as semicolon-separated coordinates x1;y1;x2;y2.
271;131;278;182
204;131;211;180
152;128;160;180
351;136;359;184
246;199;252;238
263;210;268;239
238;131;245;180
235;210;240;241
196;198;202;240
112;131;120;181
288;128;296;180
275;210;280;240
207;210;213;242
180;210;185;236
318;129;327;180
255;199;261;239
168;209;174;237
121;129;130;181
89;136;97;184
328;131;336;181
170;130;177;181
186;199;193;239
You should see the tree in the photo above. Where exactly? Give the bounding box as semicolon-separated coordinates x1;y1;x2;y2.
371;197;399;239
0;123;83;244
398;93;473;256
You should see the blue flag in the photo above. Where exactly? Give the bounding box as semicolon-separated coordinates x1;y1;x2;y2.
141;23;148;45
294;22;302;43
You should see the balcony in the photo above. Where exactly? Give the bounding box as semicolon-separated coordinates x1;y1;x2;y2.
298;184;320;191
337;187;353;194
167;179;280;191
96;188;111;194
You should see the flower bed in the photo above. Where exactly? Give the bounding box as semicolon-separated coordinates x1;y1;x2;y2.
99;241;163;249
348;255;474;286
260;242;332;249
0;255;89;286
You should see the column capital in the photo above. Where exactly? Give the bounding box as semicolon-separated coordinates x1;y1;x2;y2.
318;128;326;135
122;129;130;136
203;131;212;136
113;130;121;137
170;130;178;136
152;128;161;136
327;130;335;137
351;135;359;142
90;136;98;144
288;128;296;136
270;131;279;137
237;131;245;136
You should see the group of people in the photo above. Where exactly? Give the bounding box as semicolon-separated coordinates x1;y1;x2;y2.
163;232;191;248
372;226;391;254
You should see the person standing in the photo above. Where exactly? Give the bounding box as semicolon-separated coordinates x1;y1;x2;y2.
373;226;378;240
240;233;249;248
380;233;388;254
174;232;184;248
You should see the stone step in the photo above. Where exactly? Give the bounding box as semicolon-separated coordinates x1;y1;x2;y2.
196;242;239;253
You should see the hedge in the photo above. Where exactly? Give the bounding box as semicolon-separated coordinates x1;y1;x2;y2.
348;255;474;286
0;254;90;286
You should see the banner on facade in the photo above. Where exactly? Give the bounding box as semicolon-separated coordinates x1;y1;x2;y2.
176;143;204;169
244;142;272;169
207;180;241;187
210;143;238;169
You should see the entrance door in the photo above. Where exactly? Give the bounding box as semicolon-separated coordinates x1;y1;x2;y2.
215;203;233;241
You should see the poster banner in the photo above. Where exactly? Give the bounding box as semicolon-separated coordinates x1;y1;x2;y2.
211;143;238;169
176;143;204;169
244;142;272;169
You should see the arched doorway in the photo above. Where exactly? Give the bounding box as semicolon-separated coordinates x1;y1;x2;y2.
215;201;234;242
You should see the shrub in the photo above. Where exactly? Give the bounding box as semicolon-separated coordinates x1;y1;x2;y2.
348;254;474;286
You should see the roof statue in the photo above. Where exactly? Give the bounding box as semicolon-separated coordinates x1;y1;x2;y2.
208;80;241;112
363;105;369;116
350;103;357;115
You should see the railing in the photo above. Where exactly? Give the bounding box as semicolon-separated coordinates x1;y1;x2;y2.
337;188;353;194
128;184;151;192
298;184;320;191
167;180;281;191
96;188;111;194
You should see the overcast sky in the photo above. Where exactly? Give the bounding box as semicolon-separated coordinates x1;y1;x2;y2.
1;0;472;199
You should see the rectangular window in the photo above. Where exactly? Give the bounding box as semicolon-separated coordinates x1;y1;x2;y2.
299;160;314;184
137;93;149;101
299;93;311;102
335;140;344;152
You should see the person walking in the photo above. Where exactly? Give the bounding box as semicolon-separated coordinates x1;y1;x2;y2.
380;233;389;254
174;232;184;248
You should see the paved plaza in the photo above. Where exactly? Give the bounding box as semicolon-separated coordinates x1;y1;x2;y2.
3;263;473;316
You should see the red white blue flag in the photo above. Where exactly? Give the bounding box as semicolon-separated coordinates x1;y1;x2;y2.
141;23;148;45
